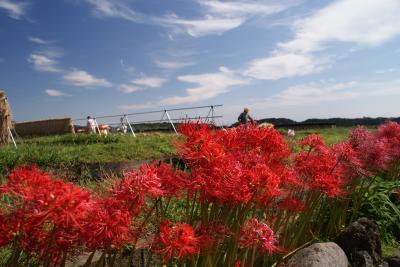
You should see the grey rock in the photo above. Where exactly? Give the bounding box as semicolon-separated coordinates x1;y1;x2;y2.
335;217;382;264
354;250;373;267
386;256;400;267
286;242;348;267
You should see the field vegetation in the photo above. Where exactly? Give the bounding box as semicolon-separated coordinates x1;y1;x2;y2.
0;123;399;266
1;127;351;174
0;133;175;175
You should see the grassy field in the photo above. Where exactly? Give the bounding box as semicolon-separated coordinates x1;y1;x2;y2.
285;126;354;144
0;133;176;174
0;127;354;174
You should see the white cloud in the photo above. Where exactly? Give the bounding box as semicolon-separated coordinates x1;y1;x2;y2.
63;69;112;87
220;79;400;123
28;37;52;45
269;81;359;106
161;66;249;105
132;76;167;88
28;51;61;73
279;0;400;53
0;0;28;20
45;89;67;97
243;0;400;82
158;14;245;37
244;53;326;80
199;0;291;17
117;84;142;94
364;80;400;97
375;68;396;74
82;0;292;37
154;59;195;70
258;79;400;108
84;0;142;22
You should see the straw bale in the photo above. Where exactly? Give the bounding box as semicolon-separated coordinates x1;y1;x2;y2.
0;90;12;145
14;117;75;137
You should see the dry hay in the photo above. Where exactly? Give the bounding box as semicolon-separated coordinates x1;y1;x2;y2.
258;122;274;129
0;90;12;145
14;117;75;137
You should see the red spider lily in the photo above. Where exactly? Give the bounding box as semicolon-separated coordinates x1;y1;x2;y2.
377;121;400;160
0;165;52;198
155;162;188;197
349;126;391;172
295;135;357;197
153;221;199;262
112;164;164;216
0;166;92;265
278;197;304;213
81;197;133;250
195;224;232;250
239;218;279;255
177;123;291;207
331;142;364;183
0;208;15;247
300;134;326;151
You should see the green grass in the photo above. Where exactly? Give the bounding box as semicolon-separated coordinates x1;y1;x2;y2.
0;127;356;175
283;126;354;144
0;133;176;174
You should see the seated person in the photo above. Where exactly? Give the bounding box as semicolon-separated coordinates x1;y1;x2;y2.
238;108;254;124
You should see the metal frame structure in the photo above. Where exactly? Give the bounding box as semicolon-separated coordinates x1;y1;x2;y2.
8;127;17;149
123;114;136;137
3;97;17;149
73;105;223;136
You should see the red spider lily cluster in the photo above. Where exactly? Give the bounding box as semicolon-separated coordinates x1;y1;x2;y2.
153;221;199;262
349;122;400;172
0;121;399;266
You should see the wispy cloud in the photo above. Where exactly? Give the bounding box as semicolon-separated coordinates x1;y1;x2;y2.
63;69;112;87
132;76;167;88
28;36;52;45
0;0;28;20
160;0;296;37
28;51;62;73
157;14;246;37
45;89;67;97
279;0;400;53
258;79;400;108
161;66;249;105
364;80;400;97
117;84;143;94
199;0;292;17
154;59;196;70
81;0;293;37
375;68;396;74
244;52;326;80
84;0;143;22
268;81;359;106
243;0;400;81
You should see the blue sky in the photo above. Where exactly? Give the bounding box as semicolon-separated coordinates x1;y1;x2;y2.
1;0;400;124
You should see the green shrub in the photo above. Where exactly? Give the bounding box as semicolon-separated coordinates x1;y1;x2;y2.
359;177;400;245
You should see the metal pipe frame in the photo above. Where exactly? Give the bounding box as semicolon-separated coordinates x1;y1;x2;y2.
73;105;223;122
8;127;17;149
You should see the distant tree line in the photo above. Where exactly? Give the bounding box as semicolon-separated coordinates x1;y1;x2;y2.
257;117;400;127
